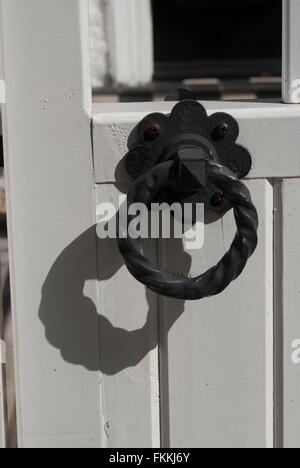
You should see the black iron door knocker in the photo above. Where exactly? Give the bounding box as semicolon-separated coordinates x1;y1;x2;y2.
117;93;258;300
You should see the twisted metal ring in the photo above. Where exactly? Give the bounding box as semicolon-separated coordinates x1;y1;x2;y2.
118;160;258;300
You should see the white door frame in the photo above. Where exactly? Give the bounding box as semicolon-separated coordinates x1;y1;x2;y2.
1;0;102;448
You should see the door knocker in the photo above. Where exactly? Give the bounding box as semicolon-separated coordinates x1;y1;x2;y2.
117;95;258;300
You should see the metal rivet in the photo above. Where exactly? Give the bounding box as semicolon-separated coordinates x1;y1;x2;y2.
212;122;229;141
211;191;225;207
144;123;162;142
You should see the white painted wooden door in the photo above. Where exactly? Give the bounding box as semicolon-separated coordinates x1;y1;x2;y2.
93;102;276;448
1;0;300;448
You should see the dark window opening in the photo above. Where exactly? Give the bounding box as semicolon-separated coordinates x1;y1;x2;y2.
152;0;282;80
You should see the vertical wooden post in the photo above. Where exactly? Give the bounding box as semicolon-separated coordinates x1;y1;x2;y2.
282;0;300;103
0;0;103;447
279;0;300;447
106;0;154;86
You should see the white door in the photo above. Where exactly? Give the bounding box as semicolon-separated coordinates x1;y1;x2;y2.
1;0;300;448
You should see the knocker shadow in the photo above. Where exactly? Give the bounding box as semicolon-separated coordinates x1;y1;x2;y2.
38;222;192;375
39;146;221;375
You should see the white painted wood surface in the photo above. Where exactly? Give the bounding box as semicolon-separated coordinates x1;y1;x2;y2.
90;0;154;88
92;106;277;448
2;0;300;449
92;102;300;448
283;1;300;103
89;0;108;88
106;0;154;87
95;184;160;448
274;179;300;448
93;101;300;182
158;180;273;448
1;0;102;448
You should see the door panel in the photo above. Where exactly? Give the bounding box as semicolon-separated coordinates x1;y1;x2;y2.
93;103;300;448
93;173;275;447
95;184;160;448
158;180;273;448
275;179;300;448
